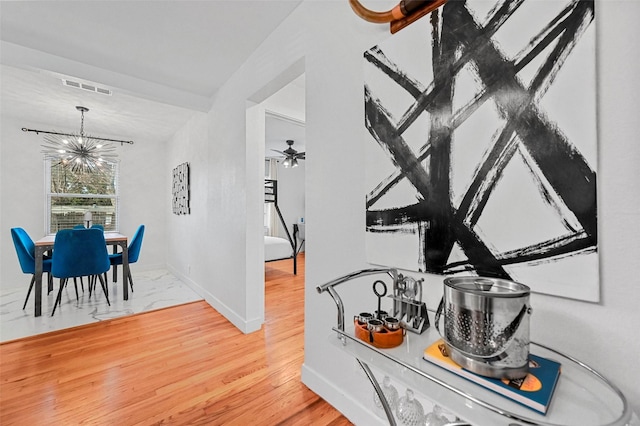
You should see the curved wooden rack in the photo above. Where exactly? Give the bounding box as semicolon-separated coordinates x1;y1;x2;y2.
348;0;449;34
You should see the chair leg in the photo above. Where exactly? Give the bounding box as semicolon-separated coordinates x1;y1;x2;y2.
51;278;66;316
97;274;111;306
72;278;79;301
80;276;85;293
128;270;134;292
89;275;96;297
23;276;36;310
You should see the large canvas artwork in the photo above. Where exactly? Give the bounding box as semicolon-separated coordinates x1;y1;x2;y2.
364;0;598;301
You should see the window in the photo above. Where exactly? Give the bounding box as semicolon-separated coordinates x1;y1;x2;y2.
45;160;119;234
264;159;278;236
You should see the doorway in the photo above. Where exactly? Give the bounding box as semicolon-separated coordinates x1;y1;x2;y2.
245;64;305;331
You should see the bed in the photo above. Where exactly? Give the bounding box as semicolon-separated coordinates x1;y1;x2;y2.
264;179;299;274
265;235;295;262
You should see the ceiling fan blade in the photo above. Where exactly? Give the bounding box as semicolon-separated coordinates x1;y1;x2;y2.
271;149;286;155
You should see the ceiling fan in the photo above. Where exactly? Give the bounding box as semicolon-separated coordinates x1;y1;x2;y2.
272;139;305;168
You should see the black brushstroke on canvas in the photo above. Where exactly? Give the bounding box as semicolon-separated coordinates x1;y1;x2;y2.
365;0;596;276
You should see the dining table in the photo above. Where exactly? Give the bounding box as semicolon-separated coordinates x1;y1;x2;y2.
32;232;129;317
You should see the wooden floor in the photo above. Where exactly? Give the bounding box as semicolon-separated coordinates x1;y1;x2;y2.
0;254;352;425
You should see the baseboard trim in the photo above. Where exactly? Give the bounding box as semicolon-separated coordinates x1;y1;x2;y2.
166;265;262;334
301;362;385;426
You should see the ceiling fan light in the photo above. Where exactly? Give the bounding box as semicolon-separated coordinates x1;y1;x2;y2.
291;158;299;168
283;157;292;168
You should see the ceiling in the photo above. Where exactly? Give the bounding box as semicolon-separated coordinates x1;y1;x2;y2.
0;0;303;143
265;112;305;159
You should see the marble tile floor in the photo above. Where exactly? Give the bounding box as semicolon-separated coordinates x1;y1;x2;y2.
0;269;203;343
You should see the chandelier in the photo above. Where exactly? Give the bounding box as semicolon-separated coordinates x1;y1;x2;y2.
22;106;134;173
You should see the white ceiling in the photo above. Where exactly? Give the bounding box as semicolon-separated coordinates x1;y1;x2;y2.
0;0;303;143
265;113;305;159
263;72;306;157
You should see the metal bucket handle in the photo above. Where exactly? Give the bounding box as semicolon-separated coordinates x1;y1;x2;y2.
434;297;531;362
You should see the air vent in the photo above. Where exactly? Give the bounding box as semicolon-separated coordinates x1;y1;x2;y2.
62;79;112;96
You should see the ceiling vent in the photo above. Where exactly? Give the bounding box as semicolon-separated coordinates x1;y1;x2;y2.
62;79;112;96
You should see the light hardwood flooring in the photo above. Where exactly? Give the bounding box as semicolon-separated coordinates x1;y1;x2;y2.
0;254;352;425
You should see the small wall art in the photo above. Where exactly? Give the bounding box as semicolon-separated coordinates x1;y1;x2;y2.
172;162;190;215
363;0;598;301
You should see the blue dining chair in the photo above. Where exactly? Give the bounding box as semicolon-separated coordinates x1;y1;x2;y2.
71;224;104;292
109;225;144;292
10;228;53;310
69;224;104;289
72;223;89;292
51;228;111;316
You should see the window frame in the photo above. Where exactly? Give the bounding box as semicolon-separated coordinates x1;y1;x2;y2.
44;159;121;235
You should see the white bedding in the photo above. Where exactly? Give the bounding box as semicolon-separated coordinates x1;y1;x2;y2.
264;236;293;261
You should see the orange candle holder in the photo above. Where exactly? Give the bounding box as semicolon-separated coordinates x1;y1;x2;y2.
354;317;404;349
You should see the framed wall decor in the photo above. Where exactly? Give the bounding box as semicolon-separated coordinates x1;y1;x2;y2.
172;162;190;215
364;0;598;301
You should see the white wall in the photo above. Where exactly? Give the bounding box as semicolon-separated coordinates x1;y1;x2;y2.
1;119;47;286
163;0;639;422
0;115;168;289
302;3;416;422
163;11;306;333
302;1;640;421
262;75;305;123
164;112;209;286
156;0;631;422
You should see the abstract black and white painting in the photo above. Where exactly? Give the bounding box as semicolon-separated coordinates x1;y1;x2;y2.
172;162;190;215
364;0;598;301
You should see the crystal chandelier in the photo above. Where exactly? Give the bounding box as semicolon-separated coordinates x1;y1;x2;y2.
22;106;134;173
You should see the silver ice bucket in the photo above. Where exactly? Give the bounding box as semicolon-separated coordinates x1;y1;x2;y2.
435;277;532;379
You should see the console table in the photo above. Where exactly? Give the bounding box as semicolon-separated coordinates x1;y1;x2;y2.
317;268;634;426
